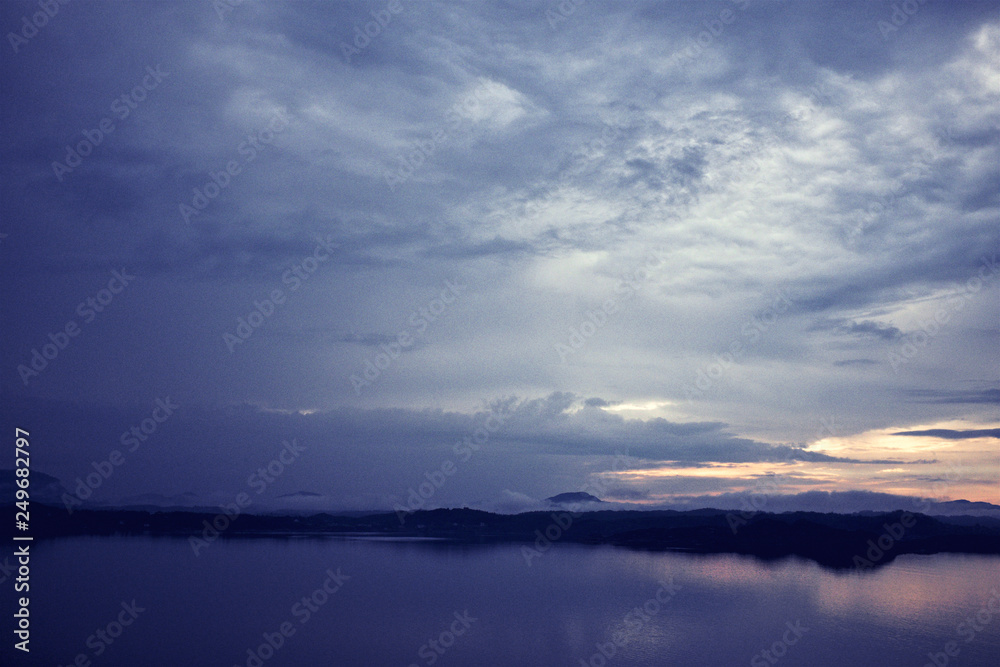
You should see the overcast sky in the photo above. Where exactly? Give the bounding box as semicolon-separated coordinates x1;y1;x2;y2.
1;0;997;511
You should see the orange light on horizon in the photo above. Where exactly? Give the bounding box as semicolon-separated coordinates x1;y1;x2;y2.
591;419;999;505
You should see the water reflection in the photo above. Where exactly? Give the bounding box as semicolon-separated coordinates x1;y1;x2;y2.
1;537;997;666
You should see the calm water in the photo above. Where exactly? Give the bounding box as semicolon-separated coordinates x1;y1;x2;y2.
3;536;999;666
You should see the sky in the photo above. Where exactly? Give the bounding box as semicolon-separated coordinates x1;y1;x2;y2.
1;0;998;512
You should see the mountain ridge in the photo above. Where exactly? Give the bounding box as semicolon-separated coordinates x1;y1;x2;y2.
6;501;999;571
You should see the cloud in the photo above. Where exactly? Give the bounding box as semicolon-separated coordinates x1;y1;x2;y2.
904;389;1000;405
1;1;997;506
6;390;915;510
602;487;651;501
833;358;877;367
843;320;902;341
892;428;1000;440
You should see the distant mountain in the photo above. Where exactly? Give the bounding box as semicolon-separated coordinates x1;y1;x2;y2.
937;499;1000;512
4;469;997;521
0;468;70;506
113;492;204;508
546;492;604;505
642;490;1000;518
261;491;338;513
